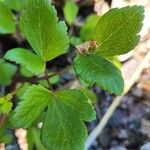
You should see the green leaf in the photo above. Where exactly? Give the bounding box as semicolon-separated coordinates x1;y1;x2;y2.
41;89;95;150
0;94;13;114
5;48;45;75
20;0;69;61
41;102;86;150
80;14;99;41
63;0;79;25
38;75;60;88
10;85;52;128
0;59;17;86
106;56;121;69
81;88;97;104
73;54;124;95
16;83;31;99
20;66;34;78
0;124;12;144
70;36;83;46
27;128;46;150
0;2;16;34
3;0;27;11
0;97;13;114
10;84;95;149
93;6;144;56
56;89;96;122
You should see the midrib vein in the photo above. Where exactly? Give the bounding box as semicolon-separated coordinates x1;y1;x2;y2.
100;9;140;45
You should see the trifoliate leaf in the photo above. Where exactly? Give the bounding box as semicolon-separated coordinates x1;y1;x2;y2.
20;0;69;61
0;2;16;34
41;89;95;150
80;14;99;41
5;48;45;75
10;84;95;149
63;0;79;25
0;59;17;86
0;94;13;114
93;6;144;56
10;85;52;128
73;54;124;95
3;0;27;11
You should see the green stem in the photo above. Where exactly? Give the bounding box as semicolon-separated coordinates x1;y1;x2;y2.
45;68;53;91
38;65;72;81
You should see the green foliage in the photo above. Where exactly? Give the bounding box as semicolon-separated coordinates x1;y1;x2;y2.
3;0;27;11
106;56;122;69
74;6;144;95
20;66;34;78
74;54;124;95
10;84;95;149
41;89;95;149
27;128;46;150
0;0;145;149
80;14;99;41
5;48;45;75
0;94;13;114
16;83;31;99
63;0;79;25
0;1;16;34
0;59;17;85
70;36;83;46
20;0;69;61
39;75;60;87
81;88;97;104
10;85;51;128
56;89;95;121
93;6;144;56
0;124;12;144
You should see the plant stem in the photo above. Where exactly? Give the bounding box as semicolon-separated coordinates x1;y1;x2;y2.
10;65;72;86
45;68;53;91
0;115;7;128
10;84;25;96
38;65;72;81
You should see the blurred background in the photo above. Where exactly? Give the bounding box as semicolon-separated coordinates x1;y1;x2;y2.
0;0;150;150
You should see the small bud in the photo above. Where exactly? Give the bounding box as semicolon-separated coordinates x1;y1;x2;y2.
76;41;97;55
